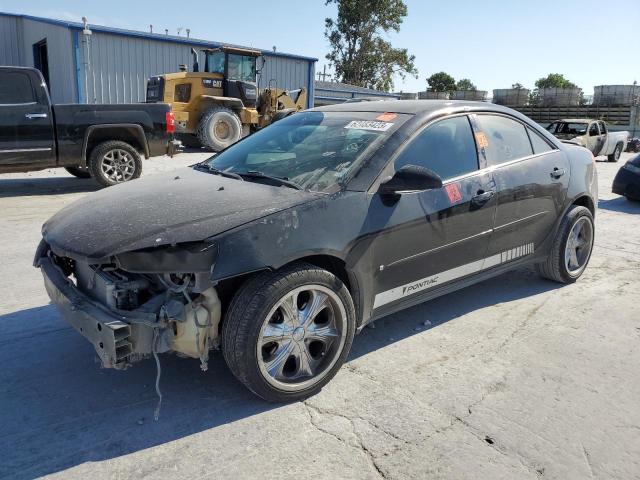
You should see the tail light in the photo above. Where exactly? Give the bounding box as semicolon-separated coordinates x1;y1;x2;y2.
166;111;176;133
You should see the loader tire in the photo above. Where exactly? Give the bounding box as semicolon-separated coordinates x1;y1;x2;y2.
197;107;243;151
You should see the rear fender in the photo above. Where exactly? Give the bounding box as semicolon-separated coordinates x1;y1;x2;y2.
82;124;149;164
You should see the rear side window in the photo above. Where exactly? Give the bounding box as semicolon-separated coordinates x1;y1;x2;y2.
589;123;599;136
527;127;554;154
394;116;478;180
599;121;607;134
476;114;533;166
0;71;35;104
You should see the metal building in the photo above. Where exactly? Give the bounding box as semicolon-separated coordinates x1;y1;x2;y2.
0;12;317;108
314;81;400;106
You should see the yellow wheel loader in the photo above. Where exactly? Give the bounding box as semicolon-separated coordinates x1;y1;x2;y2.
146;46;307;150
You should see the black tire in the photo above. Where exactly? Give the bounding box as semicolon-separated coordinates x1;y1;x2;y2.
222;262;356;402
88;140;142;187
197;106;243;151
535;205;594;284
608;143;622;162
64;166;92;179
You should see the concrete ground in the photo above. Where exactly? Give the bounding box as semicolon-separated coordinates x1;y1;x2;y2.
0;151;638;480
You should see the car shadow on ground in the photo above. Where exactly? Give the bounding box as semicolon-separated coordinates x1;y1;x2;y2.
0;267;561;479
598;196;640;214
0;176;101;198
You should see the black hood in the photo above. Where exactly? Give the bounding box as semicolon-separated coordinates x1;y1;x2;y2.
43;167;317;261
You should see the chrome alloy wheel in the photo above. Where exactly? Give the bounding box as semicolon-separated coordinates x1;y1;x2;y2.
565;216;594;275
101;149;136;183
257;285;347;391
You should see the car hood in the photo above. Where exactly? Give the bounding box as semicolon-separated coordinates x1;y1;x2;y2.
43;167;318;261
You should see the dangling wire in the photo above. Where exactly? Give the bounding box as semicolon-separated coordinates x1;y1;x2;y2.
152;328;163;421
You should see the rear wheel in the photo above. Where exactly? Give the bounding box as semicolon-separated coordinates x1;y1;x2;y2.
197;107;242;151
64;166;92;179
536;205;594;284
608;143;622;162
88;141;142;187
222;263;356;402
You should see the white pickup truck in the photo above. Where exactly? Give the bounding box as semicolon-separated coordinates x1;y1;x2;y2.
546;119;628;162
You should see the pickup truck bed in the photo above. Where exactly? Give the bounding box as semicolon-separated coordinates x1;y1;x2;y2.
0;67;180;186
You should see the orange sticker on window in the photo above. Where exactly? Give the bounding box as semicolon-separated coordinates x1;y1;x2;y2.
445;183;462;204
376;112;397;122
475;132;489;148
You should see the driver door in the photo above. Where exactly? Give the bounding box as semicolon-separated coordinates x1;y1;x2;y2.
370;115;497;313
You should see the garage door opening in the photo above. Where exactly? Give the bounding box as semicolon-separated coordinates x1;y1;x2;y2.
33;39;50;92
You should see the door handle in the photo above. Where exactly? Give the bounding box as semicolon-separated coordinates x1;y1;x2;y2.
550;167;566;179
25;113;48;119
471;189;495;207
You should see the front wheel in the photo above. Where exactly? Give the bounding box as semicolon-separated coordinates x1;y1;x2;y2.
536;205;594;284
88;141;142;187
197;107;243;151
222;263;356;402
608;143;622;162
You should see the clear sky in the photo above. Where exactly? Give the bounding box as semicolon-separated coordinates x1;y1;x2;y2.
2;0;638;95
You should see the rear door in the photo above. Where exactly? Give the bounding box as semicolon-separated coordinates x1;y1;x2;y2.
587;122;605;156
0;69;55;167
598;121;610;154
473;113;569;261
370;114;498;313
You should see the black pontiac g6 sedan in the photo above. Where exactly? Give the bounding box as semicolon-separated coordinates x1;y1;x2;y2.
36;100;598;402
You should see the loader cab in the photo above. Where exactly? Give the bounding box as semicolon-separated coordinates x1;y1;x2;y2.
201;47;260;108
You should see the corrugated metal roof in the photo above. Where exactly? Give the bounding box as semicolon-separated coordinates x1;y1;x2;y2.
0;12;318;62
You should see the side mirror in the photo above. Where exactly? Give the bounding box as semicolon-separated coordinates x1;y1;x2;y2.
379;165;443;195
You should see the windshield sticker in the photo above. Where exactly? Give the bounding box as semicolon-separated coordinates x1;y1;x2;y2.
475;132;489;149
376;112;397;122
345;120;393;132
445;183;462;204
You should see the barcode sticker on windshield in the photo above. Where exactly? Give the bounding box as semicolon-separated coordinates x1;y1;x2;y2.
345;120;393;132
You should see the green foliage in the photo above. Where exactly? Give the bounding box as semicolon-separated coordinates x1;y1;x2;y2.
456;78;476;91
324;0;418;92
535;73;577;89
426;72;456;93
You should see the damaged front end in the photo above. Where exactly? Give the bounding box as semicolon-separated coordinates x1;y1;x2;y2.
35;241;221;372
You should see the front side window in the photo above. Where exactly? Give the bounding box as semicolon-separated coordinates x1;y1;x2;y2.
589;123;600;136
394;116;478;180
227;54;256;82
599;122;607;134
476;114;533;166
206;111;408;192
0;71;35;104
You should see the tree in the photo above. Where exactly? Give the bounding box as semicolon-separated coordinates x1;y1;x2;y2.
456;78;476;91
534;73;577;89
511;83;525;89
324;0;417;92
426;72;456;92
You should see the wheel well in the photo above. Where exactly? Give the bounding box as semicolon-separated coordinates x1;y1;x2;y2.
572;195;595;216
85;127;147;162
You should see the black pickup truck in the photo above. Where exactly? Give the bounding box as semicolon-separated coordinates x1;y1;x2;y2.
0;67;180;186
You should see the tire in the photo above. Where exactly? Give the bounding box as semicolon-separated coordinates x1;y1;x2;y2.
222;262;356;402
535;205;594;284
64;166;92;179
608;143;622;162
88;141;142;187
196;107;243;151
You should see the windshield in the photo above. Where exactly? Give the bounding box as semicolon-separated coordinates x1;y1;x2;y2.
204;111;407;192
547;122;588;136
227;54;256;82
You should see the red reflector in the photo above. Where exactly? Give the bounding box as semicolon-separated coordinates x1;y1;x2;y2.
166;111;176;133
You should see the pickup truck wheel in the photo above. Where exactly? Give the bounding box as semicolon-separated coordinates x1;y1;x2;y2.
222;262;356;402
88;141;142;187
64;166;92;179
535;205;594;284
608;143;622;162
197;107;242;151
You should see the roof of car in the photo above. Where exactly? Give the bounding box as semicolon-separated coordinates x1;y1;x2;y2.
554;118;597;123
312;99;512;115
